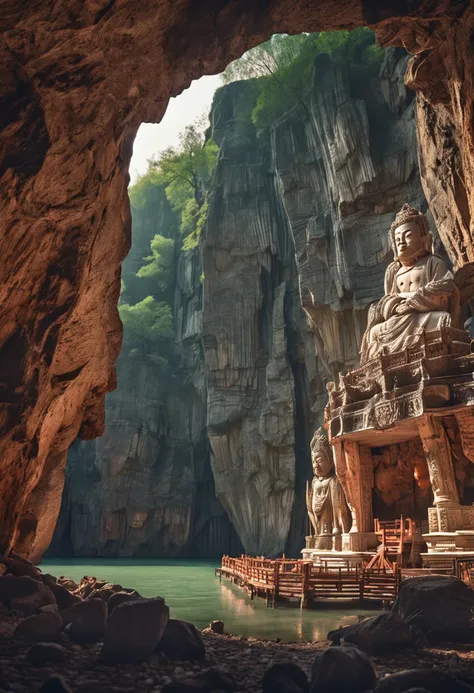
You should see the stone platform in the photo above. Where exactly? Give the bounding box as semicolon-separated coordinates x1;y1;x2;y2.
301;548;374;569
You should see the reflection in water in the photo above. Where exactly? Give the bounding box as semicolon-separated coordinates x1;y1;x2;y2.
42;558;376;642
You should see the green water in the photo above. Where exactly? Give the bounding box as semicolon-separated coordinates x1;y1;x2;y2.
41;559;375;642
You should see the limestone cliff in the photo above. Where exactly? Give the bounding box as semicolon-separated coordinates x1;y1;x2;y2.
50;191;242;557
2;0;473;561
273;48;426;412
52;47;427;558
202;82;316;556
200;48;426;556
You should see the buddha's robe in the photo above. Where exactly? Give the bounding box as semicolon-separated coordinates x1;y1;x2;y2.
360;255;460;364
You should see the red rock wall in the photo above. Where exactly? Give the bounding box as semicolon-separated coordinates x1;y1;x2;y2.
0;0;472;559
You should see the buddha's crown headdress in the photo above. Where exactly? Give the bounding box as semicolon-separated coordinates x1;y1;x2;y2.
389;203;430;253
311;427;332;463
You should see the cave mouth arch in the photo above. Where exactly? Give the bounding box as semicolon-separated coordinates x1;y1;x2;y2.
1;0;471;560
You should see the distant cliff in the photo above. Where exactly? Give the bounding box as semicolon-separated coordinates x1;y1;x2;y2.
49;187;242;557
50;46;426;558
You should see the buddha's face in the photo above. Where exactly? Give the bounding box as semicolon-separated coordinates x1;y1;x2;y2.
394;221;425;262
312;451;333;478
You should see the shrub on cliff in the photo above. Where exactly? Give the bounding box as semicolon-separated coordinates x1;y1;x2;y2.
222;29;383;130
136;233;175;289
149;116;218;250
119;296;173;370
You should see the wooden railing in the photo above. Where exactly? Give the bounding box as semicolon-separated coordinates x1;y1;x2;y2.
219;555;400;606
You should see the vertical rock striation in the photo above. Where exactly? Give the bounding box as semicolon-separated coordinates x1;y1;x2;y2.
51;192;242;557
53;47;428;558
273;49;426;410
202;82;316;556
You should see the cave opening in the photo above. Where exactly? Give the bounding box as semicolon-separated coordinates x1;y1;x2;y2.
2;2;473;572
47;24;423;563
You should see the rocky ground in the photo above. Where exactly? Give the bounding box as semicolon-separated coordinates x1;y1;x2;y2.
2;560;474;693
1;605;474;693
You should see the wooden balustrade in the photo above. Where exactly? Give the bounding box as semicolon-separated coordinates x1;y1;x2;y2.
217;554;400;607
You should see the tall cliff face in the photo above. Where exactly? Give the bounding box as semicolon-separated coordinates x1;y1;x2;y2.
272;49;426;413
2;0;474;561
202;82;316;556
50;191;242;558
199;48;426;555
52;46;428;558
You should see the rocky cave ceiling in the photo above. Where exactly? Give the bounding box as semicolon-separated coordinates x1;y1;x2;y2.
0;0;473;560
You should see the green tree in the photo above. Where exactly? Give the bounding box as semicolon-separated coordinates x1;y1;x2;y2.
136;233;175;290
222;29;383;130
149;116;218;249
119;296;173;369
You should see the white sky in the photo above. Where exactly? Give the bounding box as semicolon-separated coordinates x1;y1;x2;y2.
129;74;222;183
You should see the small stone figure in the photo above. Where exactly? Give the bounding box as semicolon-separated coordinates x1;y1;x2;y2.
306;429;351;549
360;204;460;364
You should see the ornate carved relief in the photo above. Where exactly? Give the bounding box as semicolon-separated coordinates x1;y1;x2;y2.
455;409;474;465
417;416;459;507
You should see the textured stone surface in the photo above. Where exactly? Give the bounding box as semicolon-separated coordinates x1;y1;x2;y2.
392;575;474;644
273;48;425;399
49;189;243;558
1;0;472;559
203;82;316;555
54;46;428;558
103;597;169;663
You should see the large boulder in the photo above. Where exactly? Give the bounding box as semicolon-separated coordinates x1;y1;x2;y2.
311;645;376;693
42;576;82;610
14;611;62;642
62;598;107;643
107;590;142;613
262;662;309;693
158;619;205;661
40;676;73;693
7;556;43;581
0;575;43;601
374;668;472;693
27;642;68;666
1;576;57;615
328;612;427;654
103;597;169;663
392;576;474;643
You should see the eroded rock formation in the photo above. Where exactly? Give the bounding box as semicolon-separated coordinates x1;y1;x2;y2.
1;0;474;558
273;48;425;395
203;82;316;555
50;194;242;557
54;45;437;557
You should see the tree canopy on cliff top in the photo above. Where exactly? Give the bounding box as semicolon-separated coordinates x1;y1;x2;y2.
148;116;218;250
222;29;383;129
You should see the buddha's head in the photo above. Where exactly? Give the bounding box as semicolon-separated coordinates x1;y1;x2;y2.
311;428;334;478
390;204;431;265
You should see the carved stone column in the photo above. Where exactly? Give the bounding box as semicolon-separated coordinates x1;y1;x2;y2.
417;416;459;508
332;439;377;552
455;410;474;465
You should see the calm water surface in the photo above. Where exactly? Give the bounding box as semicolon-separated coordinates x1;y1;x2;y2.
41;559;375;642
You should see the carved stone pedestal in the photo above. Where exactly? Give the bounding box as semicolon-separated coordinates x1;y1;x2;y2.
428;505;474;533
314;535;333;551
424;505;474;552
301;548;371;568
342;532;378;552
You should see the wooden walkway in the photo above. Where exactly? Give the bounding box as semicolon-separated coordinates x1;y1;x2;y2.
217;555;401;607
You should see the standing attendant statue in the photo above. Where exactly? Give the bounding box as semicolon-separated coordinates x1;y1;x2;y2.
306;429;351;550
360;204;460;364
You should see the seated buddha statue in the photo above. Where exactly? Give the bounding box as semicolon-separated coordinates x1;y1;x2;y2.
360;204;461;364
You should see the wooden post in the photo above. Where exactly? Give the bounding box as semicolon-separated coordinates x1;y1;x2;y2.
300;561;309;608
273;561;279;608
